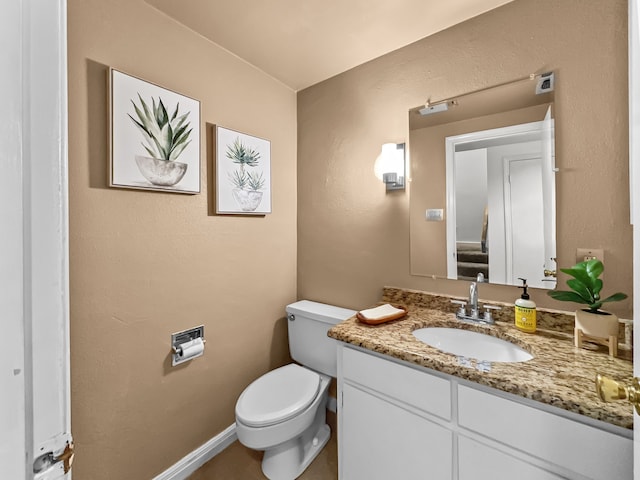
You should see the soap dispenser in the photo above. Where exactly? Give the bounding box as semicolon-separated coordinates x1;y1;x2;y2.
515;278;537;333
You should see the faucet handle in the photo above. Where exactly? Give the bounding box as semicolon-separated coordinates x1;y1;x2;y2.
451;299;467;316
481;304;501;324
483;304;501;310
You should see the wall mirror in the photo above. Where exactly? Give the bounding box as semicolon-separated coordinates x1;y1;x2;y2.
409;74;557;289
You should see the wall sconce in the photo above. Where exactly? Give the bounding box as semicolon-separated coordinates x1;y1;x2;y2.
375;143;406;191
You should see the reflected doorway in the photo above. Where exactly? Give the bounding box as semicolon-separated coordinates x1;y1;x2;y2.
445;118;556;288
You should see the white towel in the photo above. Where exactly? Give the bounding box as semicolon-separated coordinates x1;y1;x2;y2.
358;304;405;320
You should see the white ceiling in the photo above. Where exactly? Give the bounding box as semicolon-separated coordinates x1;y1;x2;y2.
146;0;514;91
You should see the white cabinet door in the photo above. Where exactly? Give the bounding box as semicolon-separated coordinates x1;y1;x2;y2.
341;383;452;480
458;435;564;480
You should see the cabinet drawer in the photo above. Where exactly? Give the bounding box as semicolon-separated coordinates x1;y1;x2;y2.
342;346;451;420
458;385;632;480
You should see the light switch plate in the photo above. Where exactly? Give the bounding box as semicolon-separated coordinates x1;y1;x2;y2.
425;209;444;221
576;248;604;264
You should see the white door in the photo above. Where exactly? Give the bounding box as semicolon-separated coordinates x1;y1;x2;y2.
629;0;640;477
503;154;546;288
0;1;71;479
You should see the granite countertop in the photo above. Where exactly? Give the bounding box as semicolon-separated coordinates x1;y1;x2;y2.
328;288;634;430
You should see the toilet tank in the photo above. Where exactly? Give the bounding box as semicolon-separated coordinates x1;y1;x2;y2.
286;300;356;377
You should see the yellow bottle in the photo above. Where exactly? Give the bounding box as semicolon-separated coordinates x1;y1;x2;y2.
515;278;536;333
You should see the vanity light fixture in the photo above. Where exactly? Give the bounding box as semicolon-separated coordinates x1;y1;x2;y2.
376;142;406;191
419;101;449;116
419;72;552;118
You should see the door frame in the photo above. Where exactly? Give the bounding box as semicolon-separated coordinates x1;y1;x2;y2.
0;0;70;478
445;121;549;281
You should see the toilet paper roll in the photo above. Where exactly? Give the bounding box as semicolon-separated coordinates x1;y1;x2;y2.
178;337;205;360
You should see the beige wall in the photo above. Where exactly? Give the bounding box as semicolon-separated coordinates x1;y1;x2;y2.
68;1;297;478
67;0;631;477
297;0;633;318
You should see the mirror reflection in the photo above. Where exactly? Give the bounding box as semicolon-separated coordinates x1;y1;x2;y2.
409;74;557;289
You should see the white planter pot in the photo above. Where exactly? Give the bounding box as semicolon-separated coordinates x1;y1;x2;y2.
135;155;188;186
574;309;619;339
232;188;263;212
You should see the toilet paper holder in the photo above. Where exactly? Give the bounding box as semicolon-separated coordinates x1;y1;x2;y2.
171;325;206;366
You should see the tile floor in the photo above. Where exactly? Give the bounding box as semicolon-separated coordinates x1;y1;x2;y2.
188;431;338;480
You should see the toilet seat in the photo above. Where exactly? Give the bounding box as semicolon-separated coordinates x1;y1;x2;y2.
236;364;320;427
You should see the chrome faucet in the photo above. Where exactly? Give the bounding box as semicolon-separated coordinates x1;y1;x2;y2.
451;272;500;324
468;272;484;319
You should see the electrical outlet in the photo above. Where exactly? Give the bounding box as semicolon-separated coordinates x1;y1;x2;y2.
576;248;604;264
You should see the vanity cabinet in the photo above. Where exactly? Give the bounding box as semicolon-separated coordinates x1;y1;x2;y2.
340;346;453;479
337;345;632;480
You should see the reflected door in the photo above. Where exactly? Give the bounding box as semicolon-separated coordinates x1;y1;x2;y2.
504;155;546;288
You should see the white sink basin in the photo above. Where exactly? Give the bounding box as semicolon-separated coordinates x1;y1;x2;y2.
412;327;533;363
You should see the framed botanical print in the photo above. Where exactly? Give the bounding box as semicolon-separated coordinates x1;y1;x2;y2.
109;69;201;194
215;126;271;214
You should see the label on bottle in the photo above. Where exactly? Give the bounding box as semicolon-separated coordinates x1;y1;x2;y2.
515;305;536;333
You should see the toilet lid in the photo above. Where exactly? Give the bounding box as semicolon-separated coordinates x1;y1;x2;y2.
236;364;321;427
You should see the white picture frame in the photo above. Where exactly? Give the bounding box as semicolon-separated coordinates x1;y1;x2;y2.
109;68;201;194
215;126;272;214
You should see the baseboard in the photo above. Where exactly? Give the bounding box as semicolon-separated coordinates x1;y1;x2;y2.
152;423;237;480
153;399;337;479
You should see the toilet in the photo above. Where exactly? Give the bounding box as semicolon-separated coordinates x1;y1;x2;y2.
235;300;356;480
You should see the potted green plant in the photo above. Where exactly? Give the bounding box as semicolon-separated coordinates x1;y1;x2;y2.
547;258;627;347
129;94;192;186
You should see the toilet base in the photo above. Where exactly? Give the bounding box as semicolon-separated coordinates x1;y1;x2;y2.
261;406;331;480
262;424;330;480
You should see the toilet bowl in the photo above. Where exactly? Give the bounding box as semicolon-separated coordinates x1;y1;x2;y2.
234;300;356;480
236;364;331;479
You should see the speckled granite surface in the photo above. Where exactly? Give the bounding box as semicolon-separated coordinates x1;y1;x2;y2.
328;287;634;429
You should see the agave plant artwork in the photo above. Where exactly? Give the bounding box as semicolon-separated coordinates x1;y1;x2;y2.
226;137;266;211
128;94;193;186
129;94;192;161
